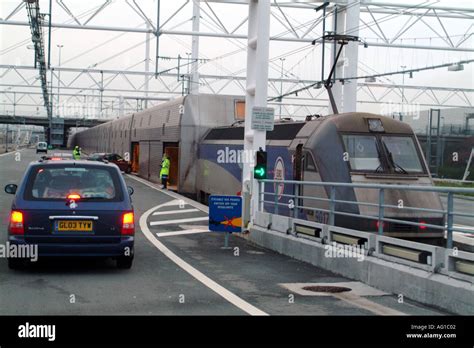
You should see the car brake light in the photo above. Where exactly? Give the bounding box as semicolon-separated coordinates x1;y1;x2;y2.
51;157;62;161
67;194;81;200
122;212;135;235
9;211;24;235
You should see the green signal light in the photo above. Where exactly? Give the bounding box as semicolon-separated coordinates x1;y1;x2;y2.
255;167;265;176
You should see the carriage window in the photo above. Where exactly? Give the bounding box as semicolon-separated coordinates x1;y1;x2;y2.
305;154;317;172
382;136;424;173
342;135;381;171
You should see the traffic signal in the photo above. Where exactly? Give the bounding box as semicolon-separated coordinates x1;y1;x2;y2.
254;150;267;179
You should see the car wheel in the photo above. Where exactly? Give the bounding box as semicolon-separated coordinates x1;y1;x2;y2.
117;257;133;269
8;258;26;270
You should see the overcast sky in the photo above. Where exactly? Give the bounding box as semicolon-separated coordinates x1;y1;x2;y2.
0;0;473;119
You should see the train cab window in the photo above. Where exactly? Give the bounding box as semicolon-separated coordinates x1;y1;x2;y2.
382;136;424;173
342;135;381;171
305;153;317;172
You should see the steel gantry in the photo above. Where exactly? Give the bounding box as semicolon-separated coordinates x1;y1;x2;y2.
0;0;473;120
23;0;52;121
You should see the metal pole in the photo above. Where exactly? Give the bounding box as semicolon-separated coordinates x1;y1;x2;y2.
378;188;385;234
333;5;337;85
447;192;454;249
48;0;52;69
144;23;150;108
293;184;299;219
274;185;279;215
321;4;326;82
154;0;160;77
190;1;200;95
6;123;9;152
329;186;336;225
401;65;406;115
242;0;271;228
57;44;63;117
342;0;360;112
279;58;284;119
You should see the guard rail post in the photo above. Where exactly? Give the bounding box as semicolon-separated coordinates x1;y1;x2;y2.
378;188;385;235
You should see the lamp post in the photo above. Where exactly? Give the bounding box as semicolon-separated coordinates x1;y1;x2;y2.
56;44;63;117
279;58;285;119
400;65;406;118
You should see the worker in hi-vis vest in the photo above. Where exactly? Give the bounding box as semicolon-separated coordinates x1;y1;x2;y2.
73;146;81;160
160;153;170;189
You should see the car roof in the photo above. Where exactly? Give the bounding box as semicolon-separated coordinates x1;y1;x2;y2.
33;159;117;167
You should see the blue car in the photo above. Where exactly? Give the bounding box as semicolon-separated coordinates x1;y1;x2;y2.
4;159;135;269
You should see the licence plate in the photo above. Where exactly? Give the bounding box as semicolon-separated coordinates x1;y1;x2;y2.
56;220;93;232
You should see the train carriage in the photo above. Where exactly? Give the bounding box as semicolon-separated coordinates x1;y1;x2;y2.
71;94;444;242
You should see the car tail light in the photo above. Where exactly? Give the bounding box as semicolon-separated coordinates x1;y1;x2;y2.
122;212;135;235
9;210;24;235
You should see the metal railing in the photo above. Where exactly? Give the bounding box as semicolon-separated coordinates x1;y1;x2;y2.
257;179;474;249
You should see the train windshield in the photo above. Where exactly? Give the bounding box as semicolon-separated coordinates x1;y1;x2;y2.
342;135;381;171
381;136;424;173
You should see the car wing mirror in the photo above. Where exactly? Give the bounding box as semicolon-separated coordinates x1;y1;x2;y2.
5;184;17;195
127;186;134;196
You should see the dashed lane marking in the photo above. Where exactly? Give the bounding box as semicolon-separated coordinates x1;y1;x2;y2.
139;200;268;316
152;208;199;216
150;217;209;226
156;228;210;237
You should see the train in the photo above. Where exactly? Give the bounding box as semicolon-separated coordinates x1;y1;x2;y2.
70;93;444;242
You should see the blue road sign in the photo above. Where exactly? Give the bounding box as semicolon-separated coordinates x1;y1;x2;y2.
209;195;242;233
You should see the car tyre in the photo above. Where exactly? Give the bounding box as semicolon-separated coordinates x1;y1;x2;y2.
117;256;133;269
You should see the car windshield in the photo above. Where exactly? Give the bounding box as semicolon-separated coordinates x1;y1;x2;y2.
26;165;122;201
382;136;424;173
342;135;381;171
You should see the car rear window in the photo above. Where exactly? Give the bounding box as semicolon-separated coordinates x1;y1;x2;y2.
24;164;123;201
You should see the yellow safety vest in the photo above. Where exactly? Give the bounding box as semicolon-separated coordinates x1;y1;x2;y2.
160;158;170;177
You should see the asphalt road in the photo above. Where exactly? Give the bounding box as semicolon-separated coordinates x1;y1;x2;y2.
0;149;451;315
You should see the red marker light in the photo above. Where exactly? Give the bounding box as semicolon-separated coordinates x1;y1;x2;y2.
419;221;427;230
67;194;81;200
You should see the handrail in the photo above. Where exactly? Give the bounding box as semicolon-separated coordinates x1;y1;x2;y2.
258;179;474;249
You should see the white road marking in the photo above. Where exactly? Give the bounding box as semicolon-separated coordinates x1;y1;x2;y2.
139;200;268;316
0;148;24;158
125;174;209;213
152;208;199;216
156;228;210;237
150;217;208;226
